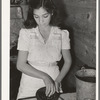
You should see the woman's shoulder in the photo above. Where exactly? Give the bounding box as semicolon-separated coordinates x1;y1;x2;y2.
53;26;69;34
20;27;36;33
19;27;37;36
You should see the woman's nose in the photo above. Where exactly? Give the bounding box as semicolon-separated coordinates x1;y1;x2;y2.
39;18;44;24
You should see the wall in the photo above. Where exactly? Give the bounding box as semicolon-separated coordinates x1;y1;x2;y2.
54;0;96;68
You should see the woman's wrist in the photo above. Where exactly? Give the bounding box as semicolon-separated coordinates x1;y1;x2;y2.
42;73;50;80
55;78;61;83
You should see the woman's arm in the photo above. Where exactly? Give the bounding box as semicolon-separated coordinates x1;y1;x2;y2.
55;49;72;92
17;50;56;96
17;51;48;79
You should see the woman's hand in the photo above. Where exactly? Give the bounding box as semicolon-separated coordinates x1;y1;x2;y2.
43;75;56;97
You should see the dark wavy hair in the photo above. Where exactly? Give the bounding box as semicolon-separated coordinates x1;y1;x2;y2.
24;0;61;29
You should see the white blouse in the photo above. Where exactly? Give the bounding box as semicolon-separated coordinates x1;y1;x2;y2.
17;26;70;64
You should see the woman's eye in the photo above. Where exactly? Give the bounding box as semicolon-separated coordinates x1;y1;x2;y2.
43;14;49;18
34;15;39;18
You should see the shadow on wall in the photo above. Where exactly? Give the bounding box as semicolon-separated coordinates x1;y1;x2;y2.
54;0;68;24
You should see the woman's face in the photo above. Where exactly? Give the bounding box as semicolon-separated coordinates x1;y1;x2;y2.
33;7;52;27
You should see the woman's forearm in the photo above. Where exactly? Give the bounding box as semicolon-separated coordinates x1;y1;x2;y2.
17;62;49;80
55;61;72;83
55;49;72;83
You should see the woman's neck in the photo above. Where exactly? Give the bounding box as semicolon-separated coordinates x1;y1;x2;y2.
38;25;51;31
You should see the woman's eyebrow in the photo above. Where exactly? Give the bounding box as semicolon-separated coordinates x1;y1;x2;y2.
33;12;49;16
33;13;38;15
43;12;49;15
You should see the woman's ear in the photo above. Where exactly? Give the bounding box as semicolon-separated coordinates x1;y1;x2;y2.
51;10;54;15
51;11;54;15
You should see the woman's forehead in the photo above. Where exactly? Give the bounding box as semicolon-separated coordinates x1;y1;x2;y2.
33;7;48;15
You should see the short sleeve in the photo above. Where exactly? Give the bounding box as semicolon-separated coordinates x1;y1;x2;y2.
17;29;30;51
61;30;71;49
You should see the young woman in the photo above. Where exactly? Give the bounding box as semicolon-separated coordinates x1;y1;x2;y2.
16;0;72;99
